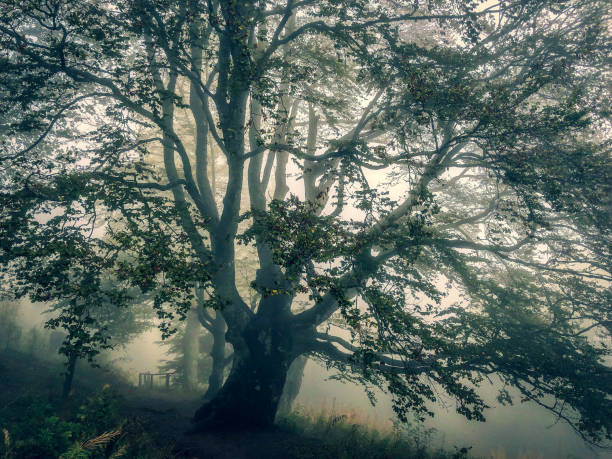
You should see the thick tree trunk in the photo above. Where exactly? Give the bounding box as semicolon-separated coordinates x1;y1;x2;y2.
193;261;305;430
203;312;227;400
276;355;307;418
193;310;295;430
193;349;292;430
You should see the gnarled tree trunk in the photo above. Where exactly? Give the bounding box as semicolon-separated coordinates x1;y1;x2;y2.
193;322;294;430
193;266;302;430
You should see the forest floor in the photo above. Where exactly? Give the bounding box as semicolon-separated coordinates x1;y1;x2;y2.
0;349;454;458
122;389;334;458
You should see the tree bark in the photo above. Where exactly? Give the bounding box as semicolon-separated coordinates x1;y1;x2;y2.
193;268;298;431
203;311;227;400
276;355;307;418
62;353;78;399
193;330;293;430
183;309;201;391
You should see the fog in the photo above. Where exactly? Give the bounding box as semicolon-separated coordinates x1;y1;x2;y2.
4;233;610;458
1;1;610;457
8;255;608;458
111;329;610;458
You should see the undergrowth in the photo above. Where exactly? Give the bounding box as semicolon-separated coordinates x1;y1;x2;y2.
0;347;467;458
276;405;468;459
0;386;171;459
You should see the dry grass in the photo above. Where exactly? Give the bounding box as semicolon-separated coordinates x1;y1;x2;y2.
488;448;544;459
1;428;12;459
276;404;456;459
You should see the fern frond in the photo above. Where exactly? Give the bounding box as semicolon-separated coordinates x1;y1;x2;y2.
81;427;122;451
109;444;128;458
2;428;9;449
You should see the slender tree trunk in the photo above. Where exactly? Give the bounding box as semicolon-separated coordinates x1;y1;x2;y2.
62;354;78;399
183;309;201;391
204;312;227;400
276;355;307;418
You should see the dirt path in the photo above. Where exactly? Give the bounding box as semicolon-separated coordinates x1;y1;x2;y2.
0;351;333;458
121;390;334;459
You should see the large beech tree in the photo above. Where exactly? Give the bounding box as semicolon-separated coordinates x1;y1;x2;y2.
1;0;610;442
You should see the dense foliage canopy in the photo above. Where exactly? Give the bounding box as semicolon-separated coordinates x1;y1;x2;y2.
0;0;610;443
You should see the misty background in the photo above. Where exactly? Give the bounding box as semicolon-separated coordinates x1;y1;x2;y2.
9;296;609;459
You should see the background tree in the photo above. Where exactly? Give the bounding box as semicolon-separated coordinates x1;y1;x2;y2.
0;0;610;445
158;306;215;391
0;301;22;352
